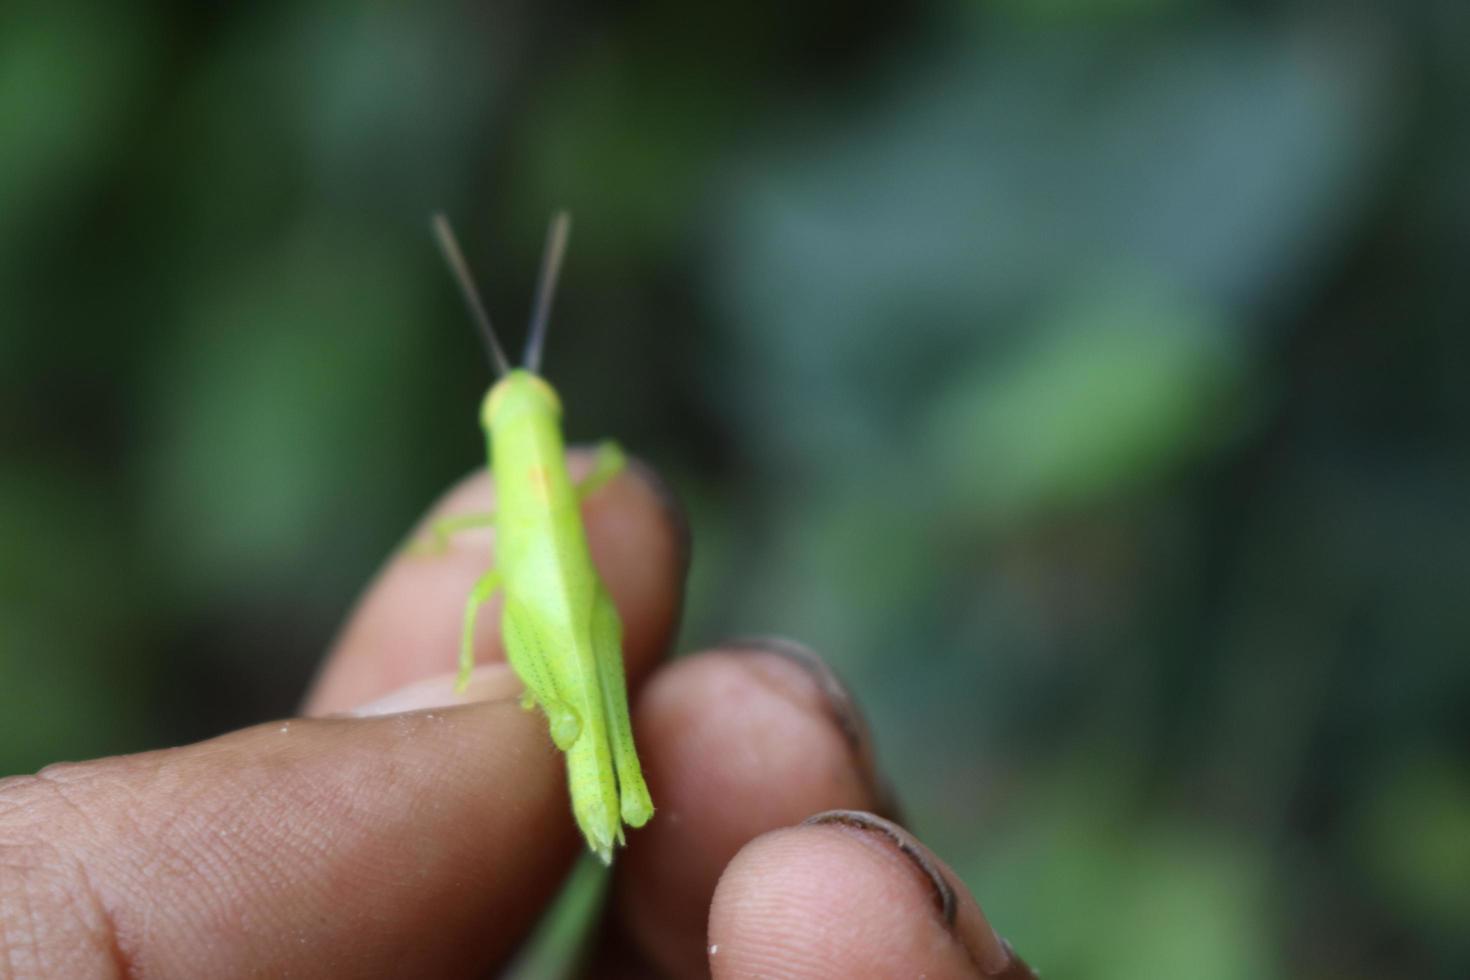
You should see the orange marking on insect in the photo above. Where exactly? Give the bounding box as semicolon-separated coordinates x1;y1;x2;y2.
528;464;550;501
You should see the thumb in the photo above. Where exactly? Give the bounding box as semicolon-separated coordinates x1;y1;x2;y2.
0;667;574;979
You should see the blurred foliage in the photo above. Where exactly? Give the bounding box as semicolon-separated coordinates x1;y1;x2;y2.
2;0;1467;976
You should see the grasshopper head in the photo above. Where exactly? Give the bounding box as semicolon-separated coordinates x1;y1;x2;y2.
482;369;562;429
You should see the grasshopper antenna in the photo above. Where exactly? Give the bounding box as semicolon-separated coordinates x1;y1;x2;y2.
433;212;512;377
522;210;571;375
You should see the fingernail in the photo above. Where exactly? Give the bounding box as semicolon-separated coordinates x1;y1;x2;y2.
803;810;1026;977
988;940;1038;979
805;810;957;922
722;637;900;819
347;665;512;717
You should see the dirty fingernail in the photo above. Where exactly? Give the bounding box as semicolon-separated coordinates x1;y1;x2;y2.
989;939;1038;979
804;810;1027;977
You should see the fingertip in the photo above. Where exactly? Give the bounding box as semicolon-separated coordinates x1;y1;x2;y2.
709;818;1030;979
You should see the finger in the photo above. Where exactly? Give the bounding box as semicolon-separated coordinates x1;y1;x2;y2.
708;811;1037;979
0;694;576;978
607;639;897;978
305;450;688;715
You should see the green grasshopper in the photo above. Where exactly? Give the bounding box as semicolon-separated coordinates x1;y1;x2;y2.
422;212;654;864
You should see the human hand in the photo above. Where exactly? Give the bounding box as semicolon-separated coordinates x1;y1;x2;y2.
0;453;1035;978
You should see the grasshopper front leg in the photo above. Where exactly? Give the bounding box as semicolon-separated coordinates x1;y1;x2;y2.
413;440;613;557
416;440;615;556
576;441;625;502
411;511;496;555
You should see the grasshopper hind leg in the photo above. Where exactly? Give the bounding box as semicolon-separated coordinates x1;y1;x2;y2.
590;591;655;828
541;698;582;751
501;599;588;753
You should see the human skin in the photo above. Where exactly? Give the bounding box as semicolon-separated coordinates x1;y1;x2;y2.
0;453;1035;979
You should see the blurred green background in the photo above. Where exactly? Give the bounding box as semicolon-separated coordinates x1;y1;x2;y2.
2;0;1467;976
